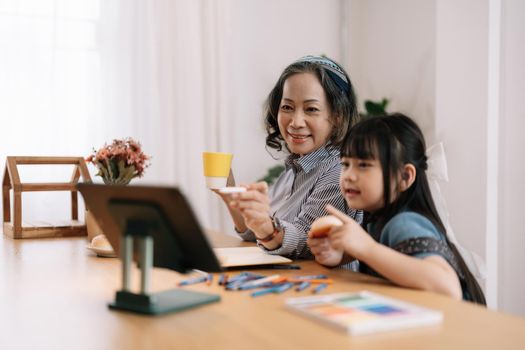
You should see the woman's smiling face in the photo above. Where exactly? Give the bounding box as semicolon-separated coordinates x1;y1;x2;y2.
277;72;334;156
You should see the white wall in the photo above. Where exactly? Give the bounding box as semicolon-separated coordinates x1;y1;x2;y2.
499;0;525;315
435;0;491;296
347;0;436;142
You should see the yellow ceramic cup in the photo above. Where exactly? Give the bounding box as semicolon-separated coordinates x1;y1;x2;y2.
202;152;233;189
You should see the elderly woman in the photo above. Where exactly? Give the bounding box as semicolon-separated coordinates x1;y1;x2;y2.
217;55;362;261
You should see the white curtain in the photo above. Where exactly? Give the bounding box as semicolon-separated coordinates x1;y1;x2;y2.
96;0;235;231
0;0;234;232
0;0;101;223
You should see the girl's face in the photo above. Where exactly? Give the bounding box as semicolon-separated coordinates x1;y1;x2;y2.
278;72;333;156
339;156;385;212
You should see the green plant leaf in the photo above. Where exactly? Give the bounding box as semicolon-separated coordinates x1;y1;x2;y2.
362;98;390;118
258;165;285;185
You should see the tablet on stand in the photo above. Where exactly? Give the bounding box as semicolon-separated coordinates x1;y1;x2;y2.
77;183;222;315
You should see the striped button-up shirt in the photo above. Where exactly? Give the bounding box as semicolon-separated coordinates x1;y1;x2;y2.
238;146;362;260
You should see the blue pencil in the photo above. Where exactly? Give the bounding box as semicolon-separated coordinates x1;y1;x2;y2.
226;276;264;290
312;283;328;294
251;282;294;297
218;274;226;285
275;282;294;294
178;276;208;286
227;272;263;284
238;282;276;291
291;274;328;280
295;281;311;292
250;285;280;297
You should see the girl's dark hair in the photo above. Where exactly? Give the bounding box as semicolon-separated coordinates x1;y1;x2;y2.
342;113;486;305
264;58;359;152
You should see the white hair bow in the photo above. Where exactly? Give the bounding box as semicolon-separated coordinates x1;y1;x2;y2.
426;142;486;283
427;143;448;182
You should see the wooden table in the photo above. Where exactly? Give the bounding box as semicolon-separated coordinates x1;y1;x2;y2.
1;230;525;350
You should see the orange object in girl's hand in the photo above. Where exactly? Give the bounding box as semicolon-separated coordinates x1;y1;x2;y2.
308;215;343;238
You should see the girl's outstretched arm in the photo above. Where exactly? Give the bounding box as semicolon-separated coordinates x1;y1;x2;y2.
326;205;462;300
358;243;462;299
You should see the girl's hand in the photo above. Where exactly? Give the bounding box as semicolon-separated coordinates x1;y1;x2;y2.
230;181;274;238
307;235;344;267
325;204;376;260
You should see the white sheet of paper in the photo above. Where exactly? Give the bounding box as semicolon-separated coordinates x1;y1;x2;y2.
213;247;292;267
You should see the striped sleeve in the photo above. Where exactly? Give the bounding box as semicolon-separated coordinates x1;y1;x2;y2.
262;160;361;259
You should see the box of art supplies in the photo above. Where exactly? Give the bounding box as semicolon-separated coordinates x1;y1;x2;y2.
285;291;443;336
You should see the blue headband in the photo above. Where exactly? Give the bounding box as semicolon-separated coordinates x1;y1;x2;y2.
295;55;350;93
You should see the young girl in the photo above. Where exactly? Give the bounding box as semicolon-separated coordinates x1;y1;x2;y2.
307;113;486;304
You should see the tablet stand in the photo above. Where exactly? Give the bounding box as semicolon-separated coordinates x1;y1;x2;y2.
108;219;220;315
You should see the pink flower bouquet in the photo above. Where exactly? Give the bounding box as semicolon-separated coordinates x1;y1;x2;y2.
86;138;150;185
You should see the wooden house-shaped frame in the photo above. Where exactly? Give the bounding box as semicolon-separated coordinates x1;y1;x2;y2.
2;156;92;239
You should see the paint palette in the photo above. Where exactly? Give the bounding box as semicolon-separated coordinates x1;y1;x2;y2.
285;291;443;335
